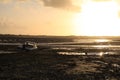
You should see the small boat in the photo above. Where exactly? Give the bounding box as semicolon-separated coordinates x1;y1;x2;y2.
18;41;38;50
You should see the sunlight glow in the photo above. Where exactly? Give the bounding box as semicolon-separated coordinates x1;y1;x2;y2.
73;1;120;36
99;52;104;56
95;39;110;42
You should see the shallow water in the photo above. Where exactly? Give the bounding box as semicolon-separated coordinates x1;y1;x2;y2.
54;39;120;55
0;38;120;55
58;51;118;56
0;51;16;54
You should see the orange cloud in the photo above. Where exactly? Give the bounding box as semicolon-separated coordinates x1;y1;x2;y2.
0;0;12;4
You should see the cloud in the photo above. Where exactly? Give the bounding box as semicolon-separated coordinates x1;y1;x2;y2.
42;0;72;7
0;0;12;4
40;0;81;12
0;0;28;4
0;0;81;12
17;0;28;2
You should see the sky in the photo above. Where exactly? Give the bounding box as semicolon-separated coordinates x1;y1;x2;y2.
0;0;120;36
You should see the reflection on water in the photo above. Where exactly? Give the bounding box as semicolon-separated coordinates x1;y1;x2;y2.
92;45;111;48
52;47;75;50
74;39;111;43
53;38;120;56
58;52;85;55
95;39;110;42
58;52;118;56
0;38;120;56
73;39;95;43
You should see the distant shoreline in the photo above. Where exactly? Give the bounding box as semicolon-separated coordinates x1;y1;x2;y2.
0;34;120;38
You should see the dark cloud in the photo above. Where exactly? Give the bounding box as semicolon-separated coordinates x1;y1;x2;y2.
41;0;81;12
43;0;72;8
0;0;81;12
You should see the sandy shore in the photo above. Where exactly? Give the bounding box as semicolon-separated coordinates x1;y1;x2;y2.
0;45;119;80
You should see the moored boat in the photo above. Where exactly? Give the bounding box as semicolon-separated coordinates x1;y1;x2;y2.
18;41;38;50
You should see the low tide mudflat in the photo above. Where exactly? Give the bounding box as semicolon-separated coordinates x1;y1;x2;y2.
0;35;120;80
0;45;119;80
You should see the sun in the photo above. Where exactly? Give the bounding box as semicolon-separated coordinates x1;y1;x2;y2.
73;1;120;36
